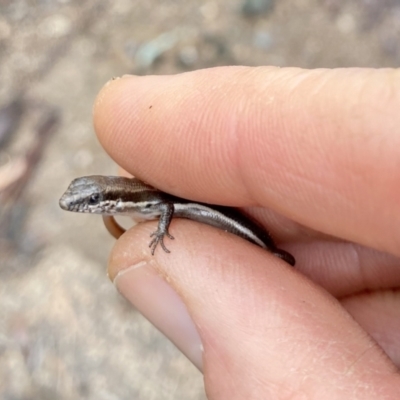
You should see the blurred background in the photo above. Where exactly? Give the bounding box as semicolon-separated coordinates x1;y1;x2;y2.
0;1;399;399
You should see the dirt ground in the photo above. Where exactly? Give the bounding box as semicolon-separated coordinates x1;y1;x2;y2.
0;0;399;399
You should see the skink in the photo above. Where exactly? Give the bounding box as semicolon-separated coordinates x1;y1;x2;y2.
59;175;295;266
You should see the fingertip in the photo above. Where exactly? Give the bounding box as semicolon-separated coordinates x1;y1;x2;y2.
93;74;175;171
93;76;136;157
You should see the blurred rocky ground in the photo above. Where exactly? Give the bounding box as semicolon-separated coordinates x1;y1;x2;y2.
0;0;399;399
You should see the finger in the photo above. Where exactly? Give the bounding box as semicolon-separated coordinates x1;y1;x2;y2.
291;241;400;296
109;221;400;399
94;68;400;257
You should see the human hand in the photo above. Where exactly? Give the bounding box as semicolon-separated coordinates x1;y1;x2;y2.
93;67;400;399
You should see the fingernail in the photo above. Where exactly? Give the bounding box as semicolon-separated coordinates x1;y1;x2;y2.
113;261;203;371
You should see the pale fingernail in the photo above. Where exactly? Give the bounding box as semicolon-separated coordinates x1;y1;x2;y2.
113;261;204;371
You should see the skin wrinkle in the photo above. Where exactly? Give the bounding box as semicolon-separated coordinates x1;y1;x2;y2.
303;245;400;298
106;103;133;164
359;69;400;121
348;242;367;293
244;130;293;210
205;330;284;399
250;332;373;398
362;252;400;289
299;69;335;98
342;290;400;367
208;81;254;202
227;89;257;207
267;165;344;220
343;342;384;376
203;347;243;400
254;66;304;90
329;78;400;232
293;367;339;399
386;70;400;104
241;75;338;211
288;72;388;209
208;106;248;203
172;82;232;198
335;248;362;295
278;73;396;248
224;69;307;207
310;242;365;296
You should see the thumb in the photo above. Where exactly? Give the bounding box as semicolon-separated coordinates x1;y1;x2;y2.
109;220;400;399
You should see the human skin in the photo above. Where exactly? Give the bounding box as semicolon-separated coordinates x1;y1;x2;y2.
93;67;400;399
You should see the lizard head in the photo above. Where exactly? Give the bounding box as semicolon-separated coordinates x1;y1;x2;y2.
59;176;109;214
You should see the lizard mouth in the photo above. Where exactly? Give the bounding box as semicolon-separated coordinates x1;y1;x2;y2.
59;195;70;211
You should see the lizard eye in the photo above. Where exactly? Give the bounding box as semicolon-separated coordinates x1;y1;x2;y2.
89;193;100;204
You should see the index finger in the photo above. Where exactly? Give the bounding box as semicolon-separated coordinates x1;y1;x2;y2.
93;67;400;257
